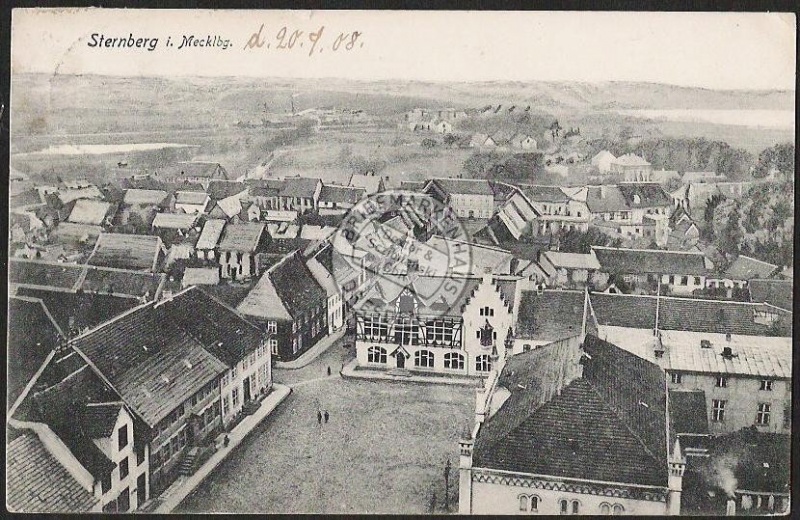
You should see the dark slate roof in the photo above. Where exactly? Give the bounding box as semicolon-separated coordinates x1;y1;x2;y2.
618;183;672;208
9;258;85;290
474;335;668;488
6;432;100;513
80;266;165;299
520;185;570;203
668;390;708;435
159;288;264;368
72;293;229;427
748;279;793;311
246;178;286;198
10;188;45;209
319;184;365;204
592;246;709;275
79;403;123;438
7;297;64;410
724;255;780;281
589;293;788;337
279;177;321;198
268;252;328;319
515;290;585;341
585;185;628;213
16;288;140;336
207;180;247;201
589;293;658;330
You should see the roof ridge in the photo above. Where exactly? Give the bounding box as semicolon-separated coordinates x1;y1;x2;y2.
592;245;704;256
194;286;265;334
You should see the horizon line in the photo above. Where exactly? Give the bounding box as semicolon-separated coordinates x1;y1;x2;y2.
12;70;796;94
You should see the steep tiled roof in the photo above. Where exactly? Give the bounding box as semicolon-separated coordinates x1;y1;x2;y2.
357;274;483;317
182;267;220;286
515;290;585;341
88;233;164;271
10;188;45;209
426;178;494;196
617;183;672;208
612;153;650;167
723;255;779;281
475;335;668;488
748;279;792;311
9;258;85;290
67;199;113;225
542;251;601;270
668;390;708;434
349;174;383;194
6;432;100;513
207;180;247;201
71;294;229;427
592;246;709;275
306;257;339;298
268;252;328;318
217;223;266;252
246;178;285;197
175;190;210;205
80;266;165;299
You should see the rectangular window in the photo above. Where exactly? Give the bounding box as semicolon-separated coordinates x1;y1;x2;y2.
222;394;230;416
268;321;278;334
671;373;682;384
170;435;180;454
117;488;130;513
231;365;238;378
102;472;112;494
783;406;791;429
270;339;279;355
760;380;773;391
232;387;240;407
119;456;129;480
712;399;726;422
694;276;701;285
136;445;145;466
118;424;129;451
681;276;688;285
716;376;728;388
243;357;249;370
221;372;230;388
756;403;771;425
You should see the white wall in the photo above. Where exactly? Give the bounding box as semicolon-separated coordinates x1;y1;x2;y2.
220;342;271;425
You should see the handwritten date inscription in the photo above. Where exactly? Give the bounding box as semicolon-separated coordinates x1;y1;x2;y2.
244;25;363;56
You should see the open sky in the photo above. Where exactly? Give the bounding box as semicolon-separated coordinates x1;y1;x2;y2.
11;9;796;90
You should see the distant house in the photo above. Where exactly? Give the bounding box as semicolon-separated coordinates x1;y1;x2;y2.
57;185;105;205
299;225;337;241
491;189;541;240
150;213;198;234
88;233;166;272
67;199;117;227
217;223;270;281
469;133;496;148
236;250;328;361
610;153;652;181
539;251;601;289
174;191;211;214
490;130;514;148
424;178;495;220
318;184;365;215
519;185;589;235
276;177;323;213
511;289;587;352
591;245;712;295
123;189;172;209
748;278;792;312
706;255;780;290
163;161;229;185
432;119;453;134
348;173;385;196
591;150;616;173
509;133;537;150
208;194;244;222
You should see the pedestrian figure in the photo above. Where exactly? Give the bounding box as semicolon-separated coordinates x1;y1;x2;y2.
327;366;332;376
317;410;322;425
223;435;230;448
324;410;329;423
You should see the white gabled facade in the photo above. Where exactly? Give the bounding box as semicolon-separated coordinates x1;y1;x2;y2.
219;341;272;428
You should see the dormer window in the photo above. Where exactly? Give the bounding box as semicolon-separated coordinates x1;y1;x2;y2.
118;424;129;451
760;380;774;391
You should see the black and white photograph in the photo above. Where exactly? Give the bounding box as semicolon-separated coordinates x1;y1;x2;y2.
5;8;796;515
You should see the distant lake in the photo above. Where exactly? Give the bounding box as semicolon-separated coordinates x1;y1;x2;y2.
19;143;200;156
615;109;794;130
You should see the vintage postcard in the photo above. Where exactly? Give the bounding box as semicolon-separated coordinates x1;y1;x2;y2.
6;9;795;515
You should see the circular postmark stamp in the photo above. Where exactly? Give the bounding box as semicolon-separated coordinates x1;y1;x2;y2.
332;190;473;317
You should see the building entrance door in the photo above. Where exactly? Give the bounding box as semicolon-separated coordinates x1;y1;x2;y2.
137;474;146;507
243;377;252;402
396;353;405;369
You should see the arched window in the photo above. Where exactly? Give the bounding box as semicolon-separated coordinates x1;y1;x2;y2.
367;346;386;364
519;495;529;511
443;352;464;370
415;350;434;368
599;503;611;515
612;504;624;515
475;354;492;372
518;494;540;512
559;499;580;515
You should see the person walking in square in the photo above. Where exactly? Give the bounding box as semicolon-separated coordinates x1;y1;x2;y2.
324;410;329;424
327;366;332;376
317;410;322;425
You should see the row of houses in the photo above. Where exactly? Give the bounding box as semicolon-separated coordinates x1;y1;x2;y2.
7;287;274;512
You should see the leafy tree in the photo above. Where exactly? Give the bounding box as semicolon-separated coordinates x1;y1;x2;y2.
557;227;622;254
421;138;437;149
443;133;460;146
